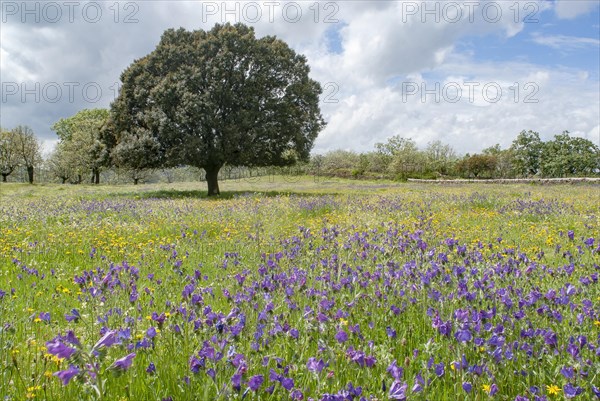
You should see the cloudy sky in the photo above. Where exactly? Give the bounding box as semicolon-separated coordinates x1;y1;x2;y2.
1;0;599;155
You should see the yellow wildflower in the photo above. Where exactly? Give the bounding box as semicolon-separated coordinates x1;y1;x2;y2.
546;384;560;395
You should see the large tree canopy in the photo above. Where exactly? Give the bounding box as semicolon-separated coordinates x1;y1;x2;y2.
105;23;326;195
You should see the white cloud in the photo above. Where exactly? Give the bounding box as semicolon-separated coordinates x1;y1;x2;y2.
316;57;600;154
531;33;600;50
0;1;598;157
554;0;600;19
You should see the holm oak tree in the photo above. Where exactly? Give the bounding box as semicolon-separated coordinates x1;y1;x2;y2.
104;23;326;195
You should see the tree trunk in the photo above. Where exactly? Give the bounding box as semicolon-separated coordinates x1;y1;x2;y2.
27;165;34;184
2;174;7;182
61;177;67;184
134;178;139;185
94;169;100;184
205;166;221;196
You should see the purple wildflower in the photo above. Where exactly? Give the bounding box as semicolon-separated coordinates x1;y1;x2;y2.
307;357;327;374
147;326;157;339
490;383;498;395
386;326;397;338
65;330;81;347
39;312;51;322
269;369;282;382
231;373;242;391
189;356;204;373
112;353;136;371
146;362;156;374
560;366;574;379
45;339;76;359
455;328;472;343
389;380;407;400
93;330;117;350
434;362;445;377
281;377;294;390
563;383;583;398
248;375;264;391
53;365;80;385
65;309;80;323
387;360;404;380
335;329;348;343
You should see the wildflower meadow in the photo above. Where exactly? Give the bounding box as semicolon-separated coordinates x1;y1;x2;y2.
1;177;598;401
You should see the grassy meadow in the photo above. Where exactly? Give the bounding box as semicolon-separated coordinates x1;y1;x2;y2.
0;177;598;400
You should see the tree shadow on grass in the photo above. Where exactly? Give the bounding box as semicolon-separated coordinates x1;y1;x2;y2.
112;188;339;200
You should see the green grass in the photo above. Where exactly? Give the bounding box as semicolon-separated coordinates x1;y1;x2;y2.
0;177;598;400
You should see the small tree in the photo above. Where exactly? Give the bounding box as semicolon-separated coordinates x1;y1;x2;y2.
0;128;20;182
52;109;109;184
482;144;515;178
380;137;426;179
510;130;543;177
363;151;390;176
318;150;361;177
456;154;497;178
425;140;457;176
11;125;42;184
112;131;161;185
46;143;74;184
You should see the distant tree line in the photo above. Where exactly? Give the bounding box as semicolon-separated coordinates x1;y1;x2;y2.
2;119;599;185
308;130;599;180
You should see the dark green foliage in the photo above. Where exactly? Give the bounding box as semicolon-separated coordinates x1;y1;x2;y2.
51;109;110;184
104;23;325;195
456;154;497;178
540;131;600;177
510;130;543;177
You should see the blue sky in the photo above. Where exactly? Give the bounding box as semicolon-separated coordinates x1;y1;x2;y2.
1;1;599;155
457;6;599;77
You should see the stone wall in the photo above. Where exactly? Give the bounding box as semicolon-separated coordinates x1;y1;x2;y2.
407;177;600;185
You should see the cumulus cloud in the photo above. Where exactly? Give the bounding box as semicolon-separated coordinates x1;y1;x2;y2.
531;32;600;50
554;0;600;19
1;0;598;155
